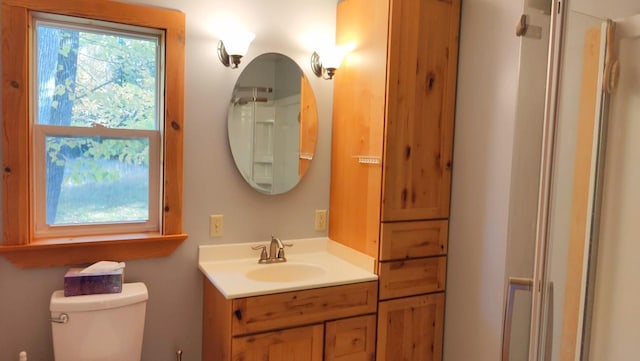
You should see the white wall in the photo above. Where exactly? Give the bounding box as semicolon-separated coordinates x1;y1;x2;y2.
444;0;522;360
573;0;640;20
0;1;336;360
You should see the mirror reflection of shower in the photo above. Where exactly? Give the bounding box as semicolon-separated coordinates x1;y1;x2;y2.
227;53;318;195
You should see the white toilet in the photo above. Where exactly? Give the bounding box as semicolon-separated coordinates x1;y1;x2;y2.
50;282;148;361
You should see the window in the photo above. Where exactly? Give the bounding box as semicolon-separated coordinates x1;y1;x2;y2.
33;14;163;237
1;0;186;267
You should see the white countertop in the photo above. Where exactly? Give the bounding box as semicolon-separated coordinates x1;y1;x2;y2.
198;238;377;299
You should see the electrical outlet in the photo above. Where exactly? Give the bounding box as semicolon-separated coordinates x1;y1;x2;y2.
210;214;223;237
315;209;327;231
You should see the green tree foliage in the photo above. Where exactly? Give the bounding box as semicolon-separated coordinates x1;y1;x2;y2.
72;32;158;131
38;24;158;223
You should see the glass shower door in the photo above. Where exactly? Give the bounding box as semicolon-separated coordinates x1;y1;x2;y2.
501;0;553;360
586;14;640;360
536;10;640;361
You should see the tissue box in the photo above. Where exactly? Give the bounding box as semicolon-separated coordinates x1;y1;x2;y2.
63;268;123;297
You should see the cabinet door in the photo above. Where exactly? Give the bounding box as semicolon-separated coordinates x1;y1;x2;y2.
382;0;461;221
377;293;445;361
231;324;323;361
325;315;377;361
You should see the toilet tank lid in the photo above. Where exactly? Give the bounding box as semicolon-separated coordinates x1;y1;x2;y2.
50;282;148;312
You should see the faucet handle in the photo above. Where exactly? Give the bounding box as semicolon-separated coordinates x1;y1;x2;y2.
251;245;268;262
276;243;293;259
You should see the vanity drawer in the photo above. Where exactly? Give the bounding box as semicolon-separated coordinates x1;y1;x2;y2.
379;220;448;261
231;281;377;335
378;256;446;300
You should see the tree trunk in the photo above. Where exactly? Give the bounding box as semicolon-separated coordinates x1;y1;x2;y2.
43;29;79;224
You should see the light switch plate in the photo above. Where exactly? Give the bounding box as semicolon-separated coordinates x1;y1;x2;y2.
210;214;223;237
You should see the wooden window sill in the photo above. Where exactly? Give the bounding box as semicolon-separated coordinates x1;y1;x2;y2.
0;233;188;268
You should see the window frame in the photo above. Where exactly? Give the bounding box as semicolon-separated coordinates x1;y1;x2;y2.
0;0;187;268
32;126;162;237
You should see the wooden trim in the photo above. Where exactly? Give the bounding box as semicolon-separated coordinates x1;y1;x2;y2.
441;0;461;218
2;3;30;245
3;0;184;29
559;27;602;361
162;14;185;235
0;233;187;268
1;0;186;264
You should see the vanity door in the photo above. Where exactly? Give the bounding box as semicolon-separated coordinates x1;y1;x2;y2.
325;315;376;361
231;324;323;361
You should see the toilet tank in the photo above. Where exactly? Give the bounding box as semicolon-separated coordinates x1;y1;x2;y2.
50;282;148;361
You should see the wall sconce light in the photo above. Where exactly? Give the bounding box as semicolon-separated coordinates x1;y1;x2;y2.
217;31;255;69
310;46;348;80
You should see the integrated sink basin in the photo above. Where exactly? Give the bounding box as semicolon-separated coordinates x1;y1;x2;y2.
198;238;378;298
245;263;325;282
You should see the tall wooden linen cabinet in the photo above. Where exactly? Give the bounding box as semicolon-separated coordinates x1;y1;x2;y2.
329;0;461;360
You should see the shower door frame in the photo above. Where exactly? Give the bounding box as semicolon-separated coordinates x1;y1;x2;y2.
526;0;567;359
531;9;640;361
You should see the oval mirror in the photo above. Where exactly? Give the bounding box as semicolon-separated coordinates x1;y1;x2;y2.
227;53;318;195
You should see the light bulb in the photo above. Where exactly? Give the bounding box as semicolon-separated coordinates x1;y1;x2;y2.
221;31;255;56
321;45;349;70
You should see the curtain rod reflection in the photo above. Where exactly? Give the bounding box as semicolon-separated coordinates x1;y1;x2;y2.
235;86;273;93
232;96;269;105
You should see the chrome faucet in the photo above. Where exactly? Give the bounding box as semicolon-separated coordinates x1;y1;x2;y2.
251;235;292;264
270;236;285;260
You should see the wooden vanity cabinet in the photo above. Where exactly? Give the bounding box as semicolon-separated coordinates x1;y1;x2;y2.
202;279;377;361
329;0;460;360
